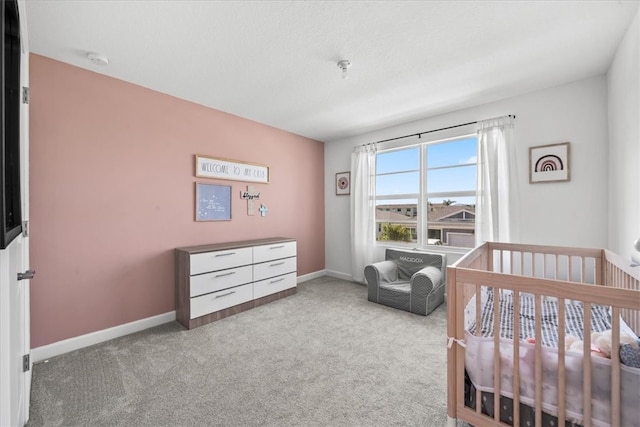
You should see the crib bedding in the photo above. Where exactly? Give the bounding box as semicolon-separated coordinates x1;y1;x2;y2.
468;289;614;346
463;288;640;427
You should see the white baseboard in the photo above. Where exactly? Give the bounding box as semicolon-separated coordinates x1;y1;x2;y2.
31;311;176;363
297;270;326;283
31;271;352;363
325;269;357;283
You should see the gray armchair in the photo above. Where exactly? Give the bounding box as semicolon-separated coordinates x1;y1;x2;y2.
364;248;445;315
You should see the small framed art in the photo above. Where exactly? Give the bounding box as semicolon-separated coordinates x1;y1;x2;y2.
195;183;232;221
335;172;350;195
529;142;570;184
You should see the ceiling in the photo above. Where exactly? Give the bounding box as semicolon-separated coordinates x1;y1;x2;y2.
24;1;639;143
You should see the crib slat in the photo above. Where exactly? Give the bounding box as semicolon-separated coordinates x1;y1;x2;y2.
446;265;457;421
493;286;500;422
475;284;482;415
457;277;469;420
595;251;603;285
611;307;621;426
512;290;520;426
475;285;481;338
534;294;542;427
557;299;566;426
583;302;592;427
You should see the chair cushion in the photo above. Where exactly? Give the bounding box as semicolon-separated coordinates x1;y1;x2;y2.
379;281;411;294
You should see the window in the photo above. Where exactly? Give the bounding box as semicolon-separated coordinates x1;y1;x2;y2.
375;135;477;248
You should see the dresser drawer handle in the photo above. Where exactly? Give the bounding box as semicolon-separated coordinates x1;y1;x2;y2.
269;245;285;249
215;252;236;257
269;278;285;284
215;271;236;278
270;261;285;267
214;291;236;299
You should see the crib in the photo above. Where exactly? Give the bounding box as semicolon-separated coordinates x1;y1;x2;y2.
446;242;640;427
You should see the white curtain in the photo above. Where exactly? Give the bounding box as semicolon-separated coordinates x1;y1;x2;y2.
476;116;519;244
350;143;377;283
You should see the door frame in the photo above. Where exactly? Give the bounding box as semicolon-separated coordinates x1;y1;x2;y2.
18;0;31;423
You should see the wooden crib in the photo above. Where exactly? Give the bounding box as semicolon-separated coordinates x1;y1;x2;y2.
446;242;640;427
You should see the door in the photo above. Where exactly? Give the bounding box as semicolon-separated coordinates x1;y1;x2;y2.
0;0;30;425
2;235;28;426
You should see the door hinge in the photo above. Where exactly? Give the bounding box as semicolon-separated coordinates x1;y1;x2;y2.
23;354;30;372
22;220;28;237
22;87;29;104
17;269;35;281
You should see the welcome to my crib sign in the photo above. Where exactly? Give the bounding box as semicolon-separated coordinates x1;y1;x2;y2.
195;154;269;184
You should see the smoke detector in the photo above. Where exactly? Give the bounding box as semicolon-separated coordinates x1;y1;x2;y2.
337;60;351;80
87;52;109;66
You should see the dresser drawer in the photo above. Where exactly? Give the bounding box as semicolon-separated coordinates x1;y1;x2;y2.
253;272;296;299
190;247;252;275
190;283;253;319
190;265;253;298
254;256;296;281
253;241;296;263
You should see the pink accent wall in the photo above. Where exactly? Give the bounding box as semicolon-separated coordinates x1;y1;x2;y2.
29;54;325;348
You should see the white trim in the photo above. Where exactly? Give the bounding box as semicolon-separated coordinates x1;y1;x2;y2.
0;250;11;427
31;271;347;363
324;269;356;283
31;311;176;363
296;270;326;283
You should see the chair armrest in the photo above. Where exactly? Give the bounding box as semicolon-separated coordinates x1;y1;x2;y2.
364;260;398;286
410;266;443;294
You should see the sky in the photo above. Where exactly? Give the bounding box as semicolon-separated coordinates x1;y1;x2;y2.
376;136;477;205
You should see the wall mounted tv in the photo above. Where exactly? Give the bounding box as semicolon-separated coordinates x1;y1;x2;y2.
1;0;23;249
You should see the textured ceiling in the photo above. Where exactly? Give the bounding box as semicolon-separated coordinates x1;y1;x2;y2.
24;1;639;142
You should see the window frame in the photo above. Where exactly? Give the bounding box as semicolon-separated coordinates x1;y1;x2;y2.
375;132;477;250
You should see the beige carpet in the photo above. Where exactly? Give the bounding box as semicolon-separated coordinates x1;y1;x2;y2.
27;276;448;426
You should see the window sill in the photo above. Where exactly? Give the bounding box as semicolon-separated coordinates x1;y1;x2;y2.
376;241;472;257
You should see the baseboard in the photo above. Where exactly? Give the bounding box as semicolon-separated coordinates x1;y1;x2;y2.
31;272;349;363
296;269;326;283
31;311;176;363
325;269;358;283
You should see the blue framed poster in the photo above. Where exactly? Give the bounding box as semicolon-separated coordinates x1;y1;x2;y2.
195;183;231;221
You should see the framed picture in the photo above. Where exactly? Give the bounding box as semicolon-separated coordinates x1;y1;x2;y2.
195;183;232;221
195;154;269;184
335;172;350;195
529;142;570;184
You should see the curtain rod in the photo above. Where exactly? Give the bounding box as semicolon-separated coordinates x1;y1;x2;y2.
370;114;516;145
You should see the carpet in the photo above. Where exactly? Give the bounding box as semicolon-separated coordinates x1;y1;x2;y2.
27;276;448;426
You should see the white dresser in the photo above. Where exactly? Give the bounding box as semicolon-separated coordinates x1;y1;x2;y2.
175;238;297;329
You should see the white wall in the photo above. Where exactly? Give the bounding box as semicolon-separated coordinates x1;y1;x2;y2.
325;76;610;279
607;10;639;261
